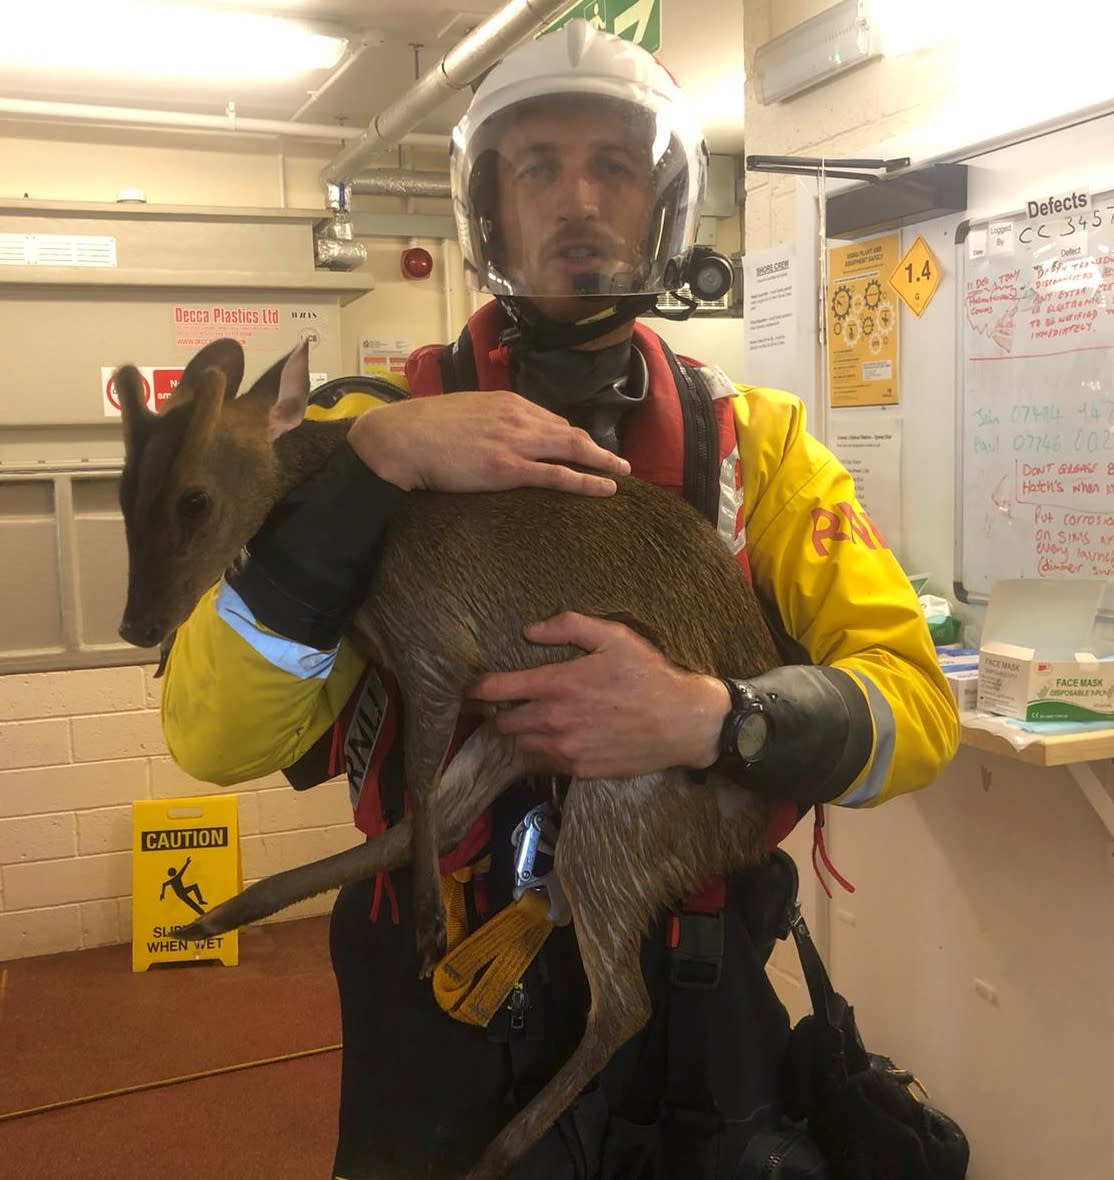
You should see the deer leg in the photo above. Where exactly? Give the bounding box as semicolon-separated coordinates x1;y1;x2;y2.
175;823;412;940
175;723;525;943
401;700;468;979
465;872;652;1179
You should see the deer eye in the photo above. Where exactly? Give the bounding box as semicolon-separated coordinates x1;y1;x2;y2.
177;489;211;523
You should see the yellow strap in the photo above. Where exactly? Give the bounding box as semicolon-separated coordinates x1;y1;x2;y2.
440;856;491;954
432;889;554;1028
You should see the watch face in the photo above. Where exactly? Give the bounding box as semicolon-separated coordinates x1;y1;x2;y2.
735;710;770;760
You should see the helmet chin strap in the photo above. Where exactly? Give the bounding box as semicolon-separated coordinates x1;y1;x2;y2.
497;294;659;353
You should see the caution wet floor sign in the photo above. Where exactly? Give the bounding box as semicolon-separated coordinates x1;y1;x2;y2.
132;795;241;972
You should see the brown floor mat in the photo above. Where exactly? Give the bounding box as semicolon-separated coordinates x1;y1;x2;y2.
0;1052;339;1179
0;916;342;1178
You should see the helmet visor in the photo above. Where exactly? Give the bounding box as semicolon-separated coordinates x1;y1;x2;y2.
452;91;706;299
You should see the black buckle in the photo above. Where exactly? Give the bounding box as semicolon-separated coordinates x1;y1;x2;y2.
669;911;724;989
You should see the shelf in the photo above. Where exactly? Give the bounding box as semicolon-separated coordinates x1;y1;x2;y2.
0;198;326;224
960;717;1114;839
0;266;374;303
960;721;1114;767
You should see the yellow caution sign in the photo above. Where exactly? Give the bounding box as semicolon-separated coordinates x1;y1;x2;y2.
889;235;941;318
131;795;241;972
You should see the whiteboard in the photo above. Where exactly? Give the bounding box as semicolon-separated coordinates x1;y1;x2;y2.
955;187;1114;614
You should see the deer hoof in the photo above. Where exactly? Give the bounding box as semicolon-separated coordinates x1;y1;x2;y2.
415;914;447;980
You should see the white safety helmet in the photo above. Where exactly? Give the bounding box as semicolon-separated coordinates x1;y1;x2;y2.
450;19;708;299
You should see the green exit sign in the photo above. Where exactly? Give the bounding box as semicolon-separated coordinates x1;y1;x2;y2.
545;0;661;52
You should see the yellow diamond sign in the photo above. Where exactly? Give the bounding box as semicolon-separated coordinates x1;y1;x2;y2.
889;235;940;318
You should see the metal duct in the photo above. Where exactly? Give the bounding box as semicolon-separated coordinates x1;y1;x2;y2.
315;238;368;271
314;205;367;271
320;0;575;186
350;170;452;199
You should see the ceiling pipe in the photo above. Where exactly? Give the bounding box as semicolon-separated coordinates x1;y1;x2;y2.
0;96;446;146
350;170;451;199
320;0;574;187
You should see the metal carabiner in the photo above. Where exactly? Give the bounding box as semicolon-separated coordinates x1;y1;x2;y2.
510;802;571;926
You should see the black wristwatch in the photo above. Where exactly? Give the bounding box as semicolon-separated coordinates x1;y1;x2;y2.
718;678;773;767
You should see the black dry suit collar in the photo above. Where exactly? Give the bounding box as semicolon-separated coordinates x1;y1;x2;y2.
498;295;658;353
512;334;647;455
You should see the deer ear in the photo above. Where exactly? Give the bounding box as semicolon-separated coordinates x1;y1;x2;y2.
115;364;155;458
267;341;311;441
187;366;227;439
175;366;228;470
236;341;311;440
179;338;245;400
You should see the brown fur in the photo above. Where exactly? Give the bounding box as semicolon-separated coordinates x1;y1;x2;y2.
117;339;781;1179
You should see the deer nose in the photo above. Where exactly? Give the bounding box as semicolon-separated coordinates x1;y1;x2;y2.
119;617;163;649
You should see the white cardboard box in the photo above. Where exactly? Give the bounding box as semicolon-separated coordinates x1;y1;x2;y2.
976;579;1114;722
945;669;980;713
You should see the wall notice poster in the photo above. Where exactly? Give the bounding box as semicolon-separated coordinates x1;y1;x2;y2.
360;336;412;378
742;243;808;395
831;414;904;558
826;233;900;408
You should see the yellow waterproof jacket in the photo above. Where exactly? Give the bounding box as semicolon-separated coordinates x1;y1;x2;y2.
161;373;958;812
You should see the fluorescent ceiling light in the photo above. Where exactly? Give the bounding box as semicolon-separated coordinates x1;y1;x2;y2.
753;0;877;104
2;2;349;83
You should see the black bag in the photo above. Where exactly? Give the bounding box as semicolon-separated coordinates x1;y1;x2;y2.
777;856;970;1180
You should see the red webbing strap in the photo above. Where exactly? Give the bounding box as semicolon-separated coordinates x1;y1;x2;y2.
811;803;856;898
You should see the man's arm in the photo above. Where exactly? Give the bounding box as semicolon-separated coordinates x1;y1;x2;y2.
729;384;959;807
471;386;957;808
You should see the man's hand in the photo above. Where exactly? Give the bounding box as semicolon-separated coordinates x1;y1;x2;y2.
347;392;630;495
469;612;731;779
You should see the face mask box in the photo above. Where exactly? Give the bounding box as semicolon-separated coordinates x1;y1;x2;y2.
976;579;1114;722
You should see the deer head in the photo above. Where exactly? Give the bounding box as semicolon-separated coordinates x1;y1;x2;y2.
117;337;312;649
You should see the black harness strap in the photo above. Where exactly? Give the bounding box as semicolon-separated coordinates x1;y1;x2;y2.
439;328;479;394
660;343;720;529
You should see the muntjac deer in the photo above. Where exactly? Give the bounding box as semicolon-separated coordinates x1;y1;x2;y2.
116;337;781;1179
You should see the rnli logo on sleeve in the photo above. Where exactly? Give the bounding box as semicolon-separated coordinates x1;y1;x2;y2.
810;503;890;557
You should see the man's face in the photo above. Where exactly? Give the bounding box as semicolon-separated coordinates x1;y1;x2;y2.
495;103;654;314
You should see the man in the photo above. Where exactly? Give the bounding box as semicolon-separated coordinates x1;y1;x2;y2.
161;20;958;1179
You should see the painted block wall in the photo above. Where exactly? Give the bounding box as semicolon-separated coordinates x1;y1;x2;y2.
0;664;358;960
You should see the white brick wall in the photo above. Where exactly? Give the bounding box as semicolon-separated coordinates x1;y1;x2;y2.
0;665;358;961
742;2;963;256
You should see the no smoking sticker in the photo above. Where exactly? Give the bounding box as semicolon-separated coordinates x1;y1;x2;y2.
101;366;184;417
